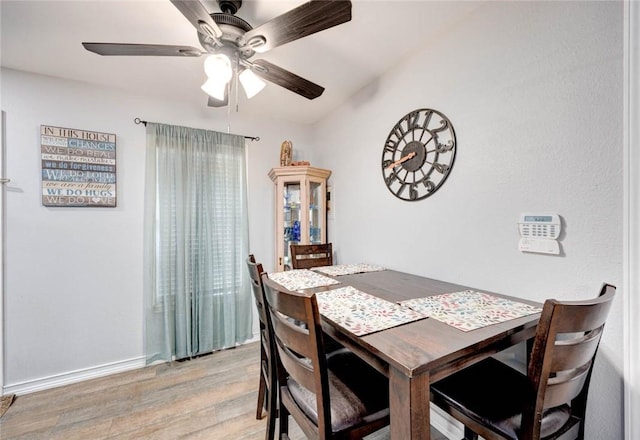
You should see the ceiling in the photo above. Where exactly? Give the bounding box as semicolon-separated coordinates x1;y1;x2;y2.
1;0;480;124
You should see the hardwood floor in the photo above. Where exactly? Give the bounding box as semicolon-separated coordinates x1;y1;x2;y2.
0;342;448;439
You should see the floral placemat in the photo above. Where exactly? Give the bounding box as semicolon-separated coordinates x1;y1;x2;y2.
313;263;386;277
315;286;427;336
268;269;341;291
399;290;542;332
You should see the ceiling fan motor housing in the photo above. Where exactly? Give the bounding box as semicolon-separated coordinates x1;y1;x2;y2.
199;12;254;57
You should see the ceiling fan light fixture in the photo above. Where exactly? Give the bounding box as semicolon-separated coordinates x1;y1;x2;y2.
201;78;227;101
203;54;233;82
239;69;266;99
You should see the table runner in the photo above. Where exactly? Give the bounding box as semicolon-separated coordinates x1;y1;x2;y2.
313;263;386;277
316;286;427;336
400;290;542;332
268;269;340;291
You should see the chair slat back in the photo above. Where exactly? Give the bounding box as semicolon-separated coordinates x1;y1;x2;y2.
247;255;274;364
261;274;331;437
523;283;616;439
550;325;603;372
290;243;333;269
543;362;592;409
246;255;279;437
552;292;616;334
247;255;269;336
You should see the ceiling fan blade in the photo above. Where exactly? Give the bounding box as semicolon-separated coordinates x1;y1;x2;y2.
170;0;223;40
207;93;228;108
252;59;324;100
82;43;203;57
242;0;352;53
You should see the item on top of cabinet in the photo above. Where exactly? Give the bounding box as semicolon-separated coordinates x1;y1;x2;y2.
280;140;293;166
289;161;310;166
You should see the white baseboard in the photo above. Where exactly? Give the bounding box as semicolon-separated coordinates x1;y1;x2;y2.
3;356;146;396
3;336;263;397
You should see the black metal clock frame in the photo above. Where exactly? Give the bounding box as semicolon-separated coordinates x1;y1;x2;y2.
381;108;456;201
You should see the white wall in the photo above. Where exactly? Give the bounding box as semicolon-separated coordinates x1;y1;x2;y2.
0;68;312;392
315;2;624;439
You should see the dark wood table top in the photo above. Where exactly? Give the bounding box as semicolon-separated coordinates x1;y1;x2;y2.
311;269;541;381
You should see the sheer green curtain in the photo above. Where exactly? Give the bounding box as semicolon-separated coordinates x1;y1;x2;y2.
143;122;252;364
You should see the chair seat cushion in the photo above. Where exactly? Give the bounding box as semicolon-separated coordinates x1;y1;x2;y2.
431;357;572;439
288;349;389;432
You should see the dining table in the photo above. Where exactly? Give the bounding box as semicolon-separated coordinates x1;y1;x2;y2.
267;265;542;440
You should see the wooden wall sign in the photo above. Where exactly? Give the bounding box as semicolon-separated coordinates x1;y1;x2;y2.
41;125;117;207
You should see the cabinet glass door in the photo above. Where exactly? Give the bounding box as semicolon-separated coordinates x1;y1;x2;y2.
283;182;301;270
309;181;322;244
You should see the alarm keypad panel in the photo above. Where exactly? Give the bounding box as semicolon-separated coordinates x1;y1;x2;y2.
518;214;561;255
518;214;561;239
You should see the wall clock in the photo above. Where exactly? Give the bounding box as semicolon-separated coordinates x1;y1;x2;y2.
381;108;456;201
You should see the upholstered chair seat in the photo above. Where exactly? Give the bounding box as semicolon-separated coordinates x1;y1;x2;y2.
288;348;389;433
432;357;573;439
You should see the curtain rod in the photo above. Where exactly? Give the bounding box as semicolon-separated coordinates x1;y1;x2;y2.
133;118;260;142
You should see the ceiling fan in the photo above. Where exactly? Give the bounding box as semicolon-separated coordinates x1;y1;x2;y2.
82;0;352;108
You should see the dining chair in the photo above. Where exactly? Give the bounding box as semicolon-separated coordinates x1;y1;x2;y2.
247;255;277;440
430;283;616;440
261;274;390;440
290;243;333;269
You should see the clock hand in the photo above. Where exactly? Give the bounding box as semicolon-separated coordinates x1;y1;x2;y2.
386;151;417;170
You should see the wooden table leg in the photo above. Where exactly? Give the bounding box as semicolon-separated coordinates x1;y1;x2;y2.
389;365;431;440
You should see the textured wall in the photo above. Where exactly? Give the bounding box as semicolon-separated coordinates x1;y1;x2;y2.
314;2;624;439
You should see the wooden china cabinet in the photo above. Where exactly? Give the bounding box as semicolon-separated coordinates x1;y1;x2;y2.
268;166;331;272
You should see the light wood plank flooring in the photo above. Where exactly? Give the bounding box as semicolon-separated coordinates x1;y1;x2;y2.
0;342;447;439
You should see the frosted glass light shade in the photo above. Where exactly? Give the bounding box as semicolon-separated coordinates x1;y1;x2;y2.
203;54;232;81
201;54;232;100
201;78;227;100
239;69;266;99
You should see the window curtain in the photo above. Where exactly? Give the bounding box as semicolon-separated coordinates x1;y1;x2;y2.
143;122;252;364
